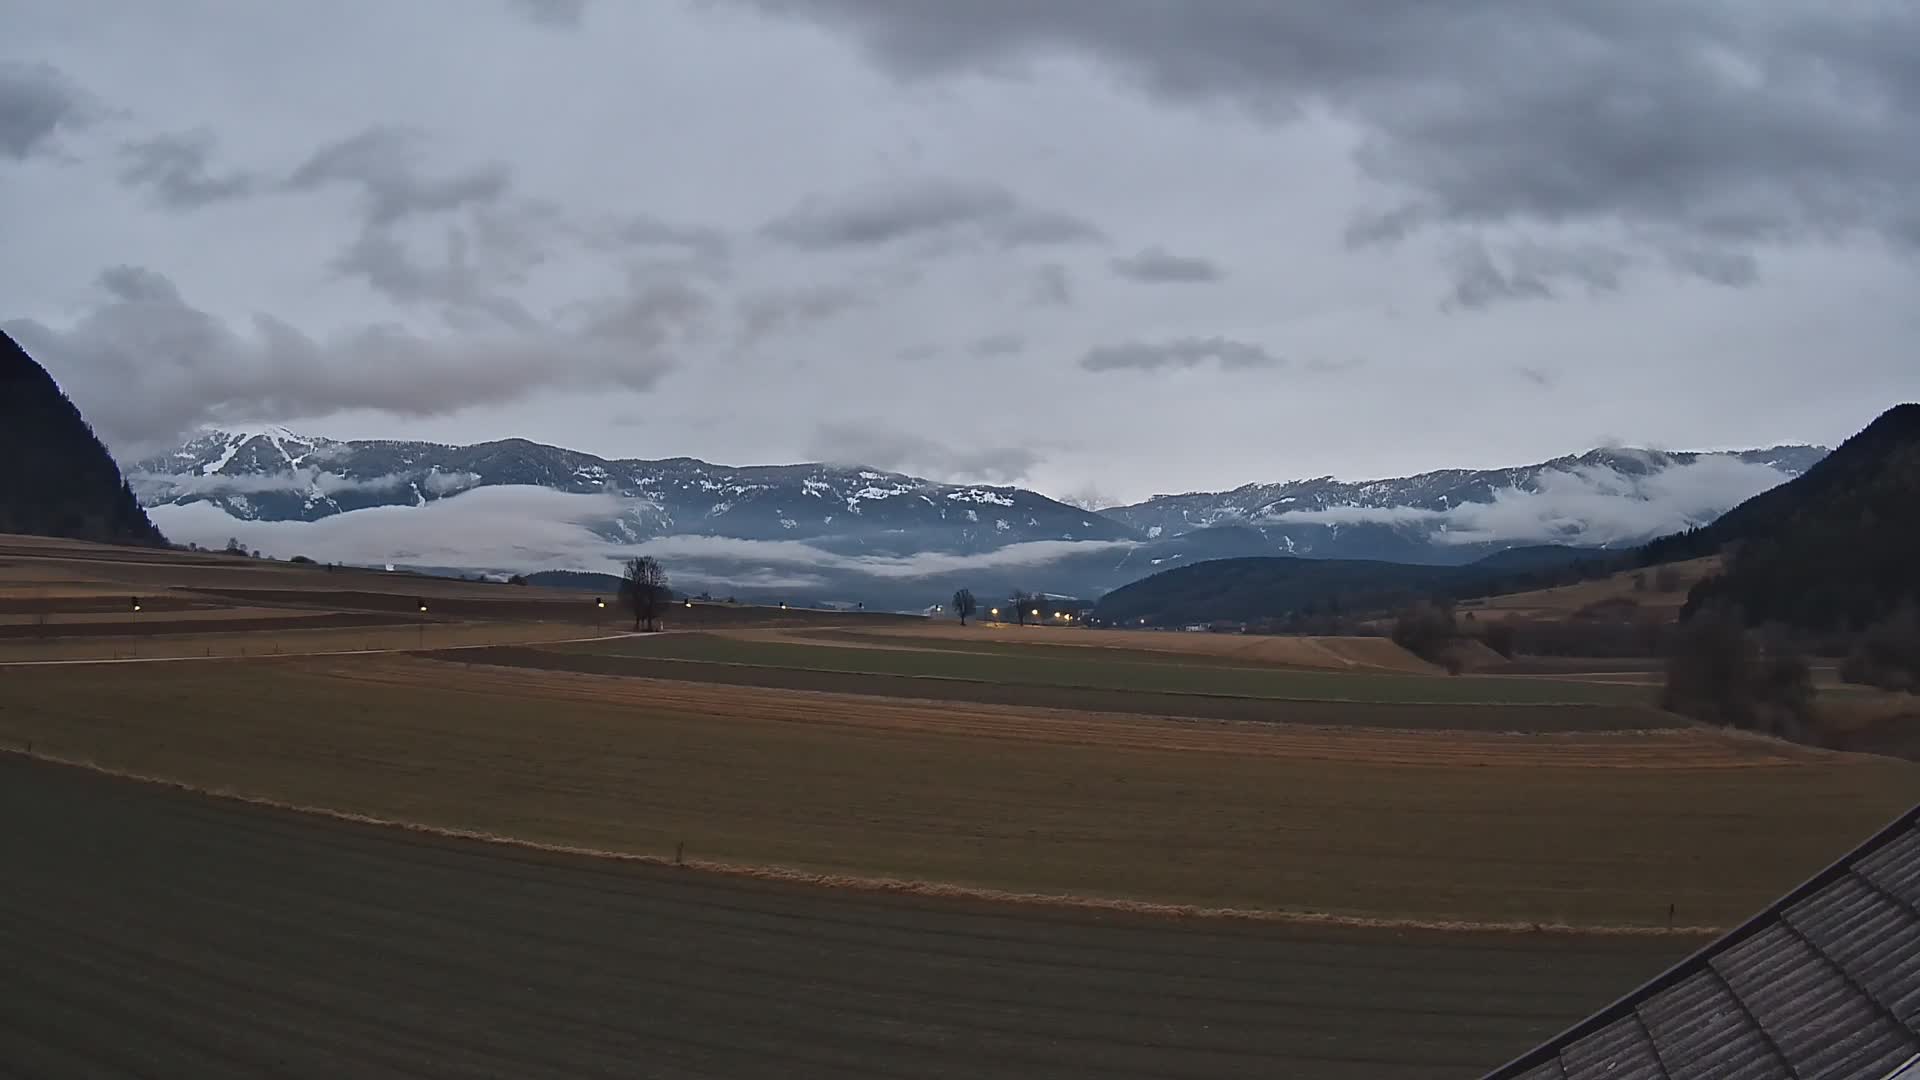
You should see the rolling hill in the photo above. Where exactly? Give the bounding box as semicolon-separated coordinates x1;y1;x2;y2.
1644;403;1920;630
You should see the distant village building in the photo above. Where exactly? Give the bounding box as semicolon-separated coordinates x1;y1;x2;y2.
1488;804;1920;1079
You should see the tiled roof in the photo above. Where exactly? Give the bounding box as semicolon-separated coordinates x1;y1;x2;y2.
1488;806;1920;1080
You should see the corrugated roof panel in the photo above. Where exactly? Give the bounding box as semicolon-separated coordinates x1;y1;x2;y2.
1559;1014;1665;1080
1484;807;1920;1080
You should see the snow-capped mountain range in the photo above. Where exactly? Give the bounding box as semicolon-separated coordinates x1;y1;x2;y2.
1102;445;1831;559
132;428;1828;606
134;427;1129;554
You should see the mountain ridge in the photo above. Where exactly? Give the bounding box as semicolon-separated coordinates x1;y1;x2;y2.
1;330;165;546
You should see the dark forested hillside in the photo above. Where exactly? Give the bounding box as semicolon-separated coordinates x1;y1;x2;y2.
0;331;165;545
1646;404;1920;631
1087;546;1627;627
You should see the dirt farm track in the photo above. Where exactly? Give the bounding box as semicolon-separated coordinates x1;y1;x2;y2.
0;755;1684;1080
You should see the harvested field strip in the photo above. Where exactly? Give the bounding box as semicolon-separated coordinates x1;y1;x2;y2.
794;628;1425;671
0;619;595;662
824;622;1449;672
0;610;418;640
412;654;1799;767
2;657;1912;926
1;757;1692;1079
559;633;1653;706
489;645;1668;733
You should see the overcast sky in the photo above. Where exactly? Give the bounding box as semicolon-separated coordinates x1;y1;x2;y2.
5;0;1918;505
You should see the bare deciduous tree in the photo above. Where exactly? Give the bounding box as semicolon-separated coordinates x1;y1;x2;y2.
622;556;669;632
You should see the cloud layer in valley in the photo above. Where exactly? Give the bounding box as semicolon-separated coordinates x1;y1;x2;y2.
1266;456;1798;547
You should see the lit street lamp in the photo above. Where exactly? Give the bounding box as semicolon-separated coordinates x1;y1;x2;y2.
416;600;427;649
595;597;605;629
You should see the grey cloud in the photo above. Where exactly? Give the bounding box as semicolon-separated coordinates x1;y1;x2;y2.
1446;240;1634;309
1029;263;1073;307
737;283;860;343
117;130;260;209
507;0;587;27
0;61;92;160
808;420;1039;483
1110;246;1224;283
287;127;510;226
1080;336;1281;373
5;264;703;450
733;2;1920;275
587;214;731;260
1661;245;1759;288
968;333;1024;357
762;176;1102;250
331;226;539;330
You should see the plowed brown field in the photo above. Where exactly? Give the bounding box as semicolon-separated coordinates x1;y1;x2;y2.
2;655;1911;928
0;755;1691;1079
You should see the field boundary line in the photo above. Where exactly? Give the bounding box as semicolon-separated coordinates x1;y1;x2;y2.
2;748;1725;938
551;648;1654;710
0;631;644;668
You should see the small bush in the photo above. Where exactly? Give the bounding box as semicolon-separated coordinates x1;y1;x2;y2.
1392;600;1462;674
1840;606;1920;693
1480;622;1517;659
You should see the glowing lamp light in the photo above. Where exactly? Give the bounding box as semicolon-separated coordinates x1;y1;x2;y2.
596;598;605;609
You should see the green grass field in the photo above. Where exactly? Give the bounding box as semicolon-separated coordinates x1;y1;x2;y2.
557;633;1655;706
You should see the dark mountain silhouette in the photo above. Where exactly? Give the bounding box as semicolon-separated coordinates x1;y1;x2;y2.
0;330;165;546
1643;403;1920;631
1089;546;1623;627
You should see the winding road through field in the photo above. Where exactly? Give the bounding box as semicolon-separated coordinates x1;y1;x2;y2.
0;754;1684;1079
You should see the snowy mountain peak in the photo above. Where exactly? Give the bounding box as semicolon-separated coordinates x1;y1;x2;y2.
133;431;1134;554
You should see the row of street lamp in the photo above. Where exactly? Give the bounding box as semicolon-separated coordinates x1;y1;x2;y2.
986;606;1075;622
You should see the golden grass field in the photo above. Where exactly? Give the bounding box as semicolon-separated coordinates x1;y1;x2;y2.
4;650;1913;930
1;533;1914;934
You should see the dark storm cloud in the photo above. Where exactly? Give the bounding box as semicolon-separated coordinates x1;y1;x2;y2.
731;1;1920;271
0;61;92;160
762;176;1102;250
807;420;1039;482
506;0;588;28
287;127;510;226
1079;337;1281;373
5;264;705;450
1110;246;1224;283
117;130;260;209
